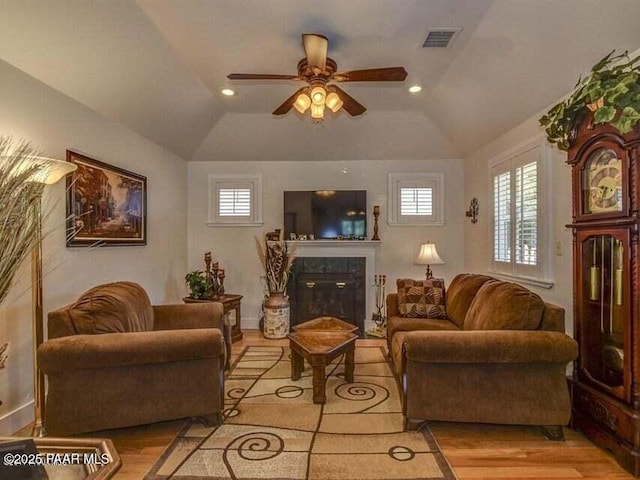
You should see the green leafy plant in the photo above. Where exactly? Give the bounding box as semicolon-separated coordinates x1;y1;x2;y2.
185;270;212;299
540;50;640;150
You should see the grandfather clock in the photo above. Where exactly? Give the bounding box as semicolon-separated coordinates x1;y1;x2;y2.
567;110;640;475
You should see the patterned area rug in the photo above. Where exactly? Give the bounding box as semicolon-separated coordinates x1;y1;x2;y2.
145;346;457;480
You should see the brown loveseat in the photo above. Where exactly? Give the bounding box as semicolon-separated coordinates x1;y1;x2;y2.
38;281;226;436
387;273;578;438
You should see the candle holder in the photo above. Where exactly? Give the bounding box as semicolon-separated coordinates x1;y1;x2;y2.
203;252;225;299
372;205;381;241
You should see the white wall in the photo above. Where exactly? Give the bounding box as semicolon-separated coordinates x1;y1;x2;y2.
188;159;465;328
0;60;188;434
464;113;574;333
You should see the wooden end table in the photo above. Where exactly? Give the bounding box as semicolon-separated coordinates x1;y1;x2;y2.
183;294;243;342
183;294;243;370
288;316;358;404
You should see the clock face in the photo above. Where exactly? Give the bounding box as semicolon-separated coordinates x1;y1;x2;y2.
585;153;623;214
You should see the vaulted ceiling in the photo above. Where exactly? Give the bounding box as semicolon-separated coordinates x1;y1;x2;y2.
1;0;639;161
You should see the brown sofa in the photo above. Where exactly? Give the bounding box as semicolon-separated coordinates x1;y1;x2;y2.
387;273;578;438
38;281;226;436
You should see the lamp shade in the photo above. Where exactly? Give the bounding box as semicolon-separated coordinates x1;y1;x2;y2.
14;156;77;185
293;93;311;114
414;242;444;265
310;86;326;105
311;103;325;119
325;92;343;112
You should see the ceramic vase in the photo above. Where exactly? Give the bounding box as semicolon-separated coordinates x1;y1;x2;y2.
263;292;290;339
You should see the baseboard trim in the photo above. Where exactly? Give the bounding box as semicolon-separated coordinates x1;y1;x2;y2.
243;316;259;330
0;401;34;435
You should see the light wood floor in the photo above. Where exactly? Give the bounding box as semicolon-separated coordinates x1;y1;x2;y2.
18;330;634;479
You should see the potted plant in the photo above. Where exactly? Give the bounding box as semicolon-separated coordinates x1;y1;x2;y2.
185;270;213;300
255;235;295;339
540;50;640;151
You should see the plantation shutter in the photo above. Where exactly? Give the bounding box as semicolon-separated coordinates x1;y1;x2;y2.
493;170;511;263
218;187;251;217
515;161;538;266
400;187;433;216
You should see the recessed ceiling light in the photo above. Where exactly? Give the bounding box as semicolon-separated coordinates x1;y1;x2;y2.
408;85;422;93
221;88;235;96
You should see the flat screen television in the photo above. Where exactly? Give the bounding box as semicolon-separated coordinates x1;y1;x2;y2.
284;190;367;240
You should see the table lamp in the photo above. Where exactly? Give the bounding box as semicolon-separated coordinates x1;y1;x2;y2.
414;242;444;280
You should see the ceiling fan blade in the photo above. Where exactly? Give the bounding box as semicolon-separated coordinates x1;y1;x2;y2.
302;34;328;71
331;85;366;117
272;87;308;116
333;67;408;82
227;73;300;80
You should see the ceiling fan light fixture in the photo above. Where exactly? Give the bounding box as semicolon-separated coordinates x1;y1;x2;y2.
311;86;326;105
408;85;422;93
325;91;343;112
311;102;325;119
293;92;311;114
221;88;236;96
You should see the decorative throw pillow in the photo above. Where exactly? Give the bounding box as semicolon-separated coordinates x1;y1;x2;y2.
396;278;447;319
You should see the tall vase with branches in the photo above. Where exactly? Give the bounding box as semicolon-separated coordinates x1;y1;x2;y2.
255;236;296;339
0;138;48;408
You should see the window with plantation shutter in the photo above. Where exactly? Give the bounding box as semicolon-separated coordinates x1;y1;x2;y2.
208;175;263;226
489;139;552;287
388;173;444;225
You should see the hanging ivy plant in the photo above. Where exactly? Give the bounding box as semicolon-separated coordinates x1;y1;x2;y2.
540;50;640;150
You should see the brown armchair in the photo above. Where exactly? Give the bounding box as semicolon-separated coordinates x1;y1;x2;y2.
38;281;226;436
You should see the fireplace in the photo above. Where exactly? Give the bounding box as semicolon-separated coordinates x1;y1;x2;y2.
287;257;365;334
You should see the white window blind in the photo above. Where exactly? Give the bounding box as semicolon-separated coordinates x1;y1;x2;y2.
218;188;251;217
400;187;433;216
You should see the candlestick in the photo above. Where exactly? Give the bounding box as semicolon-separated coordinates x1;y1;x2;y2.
372;205;381;241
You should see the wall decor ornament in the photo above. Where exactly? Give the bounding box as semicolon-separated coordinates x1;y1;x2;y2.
66;150;147;246
465;197;479;223
540;50;640;151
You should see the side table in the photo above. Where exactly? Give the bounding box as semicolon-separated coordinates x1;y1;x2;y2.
183;295;243;370
219;294;243;342
182;295;243;343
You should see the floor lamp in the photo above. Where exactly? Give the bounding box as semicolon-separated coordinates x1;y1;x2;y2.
27;157;76;437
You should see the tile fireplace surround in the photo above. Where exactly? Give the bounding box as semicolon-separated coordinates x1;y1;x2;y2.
286;240;380;331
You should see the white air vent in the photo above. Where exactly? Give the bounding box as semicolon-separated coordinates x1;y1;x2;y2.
422;28;461;48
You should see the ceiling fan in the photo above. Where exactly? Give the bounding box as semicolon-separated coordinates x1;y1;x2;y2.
227;33;408;120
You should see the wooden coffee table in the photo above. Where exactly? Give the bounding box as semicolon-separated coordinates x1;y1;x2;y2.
288;317;358;404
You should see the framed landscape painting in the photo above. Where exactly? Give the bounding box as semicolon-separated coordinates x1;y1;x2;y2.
66;150;147;246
